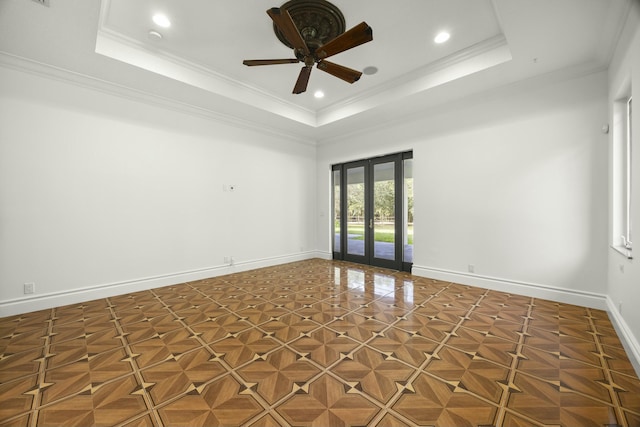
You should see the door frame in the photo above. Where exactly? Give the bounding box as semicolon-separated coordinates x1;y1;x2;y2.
340;159;369;266
332;151;412;271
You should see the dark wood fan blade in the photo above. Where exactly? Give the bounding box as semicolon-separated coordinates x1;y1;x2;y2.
293;66;312;94
243;59;300;66
316;22;373;60
317;60;362;84
267;8;310;57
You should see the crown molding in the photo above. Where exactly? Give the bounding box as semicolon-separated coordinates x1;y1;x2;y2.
316;34;512;127
97;0;317;128
96;0;513;129
0;50;318;146
317;59;607;146
95;26;318;128
595;0;634;67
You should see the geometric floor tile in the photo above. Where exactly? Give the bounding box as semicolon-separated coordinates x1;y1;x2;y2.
391;372;498;426
326;312;387;341
246;413;284;427
288;327;360;368
209;328;280;368
426;346;510;404
257;313;318;343
445;326;518;367
41;350;133;405
368;327;439;367
1;259;639;427
0;375;37;421
275;374;381;426
121;413;159;427
0;413;31;427
296;302;349;324
0;327;48;355
36;375;148;427
508;372;621;427
375;413;416;427
189;314;252;345
611;371;640;414
140;347;227;406
332;346;415;404
157;375;263;427
0;348;43;382
237;347;321;405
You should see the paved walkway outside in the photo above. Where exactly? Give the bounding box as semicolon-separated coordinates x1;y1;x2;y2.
334;234;413;262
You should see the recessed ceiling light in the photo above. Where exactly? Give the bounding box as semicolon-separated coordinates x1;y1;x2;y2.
152;13;171;28
434;31;450;44
314;90;325;99
363;66;378;75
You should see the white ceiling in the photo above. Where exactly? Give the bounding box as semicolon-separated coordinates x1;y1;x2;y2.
0;0;632;141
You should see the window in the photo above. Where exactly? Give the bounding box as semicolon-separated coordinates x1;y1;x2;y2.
612;95;633;258
624;97;632;250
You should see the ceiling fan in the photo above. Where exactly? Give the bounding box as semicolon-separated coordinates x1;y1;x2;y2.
242;0;373;94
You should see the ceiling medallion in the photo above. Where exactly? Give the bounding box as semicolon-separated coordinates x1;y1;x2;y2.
273;0;346;51
243;0;372;94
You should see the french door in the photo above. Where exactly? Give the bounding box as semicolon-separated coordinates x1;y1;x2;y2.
332;151;413;271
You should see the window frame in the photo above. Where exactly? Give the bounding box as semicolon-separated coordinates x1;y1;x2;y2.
623;96;632;250
612;95;633;259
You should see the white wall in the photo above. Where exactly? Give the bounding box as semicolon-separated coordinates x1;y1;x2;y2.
317;69;609;308
0;66;317;316
607;2;640;374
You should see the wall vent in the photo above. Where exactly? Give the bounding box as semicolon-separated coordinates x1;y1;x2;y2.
31;0;50;6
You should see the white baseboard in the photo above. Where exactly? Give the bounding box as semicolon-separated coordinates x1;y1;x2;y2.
412;265;640;376
0;251;324;317
314;251;333;260
3;256;639;377
606;297;640;377
412;265;608;310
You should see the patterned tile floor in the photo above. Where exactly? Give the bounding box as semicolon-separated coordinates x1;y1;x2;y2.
1;259;639;426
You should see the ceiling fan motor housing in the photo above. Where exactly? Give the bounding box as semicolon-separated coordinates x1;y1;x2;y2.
274;0;346;51
243;0;371;94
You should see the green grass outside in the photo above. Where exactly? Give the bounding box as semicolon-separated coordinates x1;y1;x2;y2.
346;223;413;244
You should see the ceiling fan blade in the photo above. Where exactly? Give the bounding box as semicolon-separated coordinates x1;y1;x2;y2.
243;59;300;66
317;60;362;84
293;66;312;94
316;22;373;60
267;8;310;57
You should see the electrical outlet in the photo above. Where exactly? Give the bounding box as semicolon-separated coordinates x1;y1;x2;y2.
619;301;623;314
224;256;229;264
619;264;625;273
24;282;35;294
468;264;475;273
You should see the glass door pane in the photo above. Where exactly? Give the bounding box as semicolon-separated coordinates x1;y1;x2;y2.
346;166;366;257
333;151;412;272
373;161;396;261
403;158;413;263
332;168;341;256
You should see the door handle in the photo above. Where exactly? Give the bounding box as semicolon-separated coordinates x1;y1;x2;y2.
369;219;373;229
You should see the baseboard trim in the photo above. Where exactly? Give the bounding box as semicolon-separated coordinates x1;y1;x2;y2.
3;256;639;376
412;265;640;377
412;265;608;310
314;251;333;260
0;251;323;317
606;297;640;377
